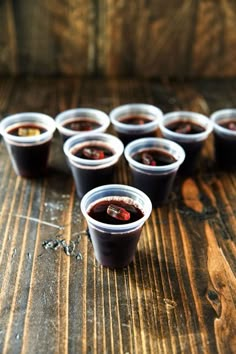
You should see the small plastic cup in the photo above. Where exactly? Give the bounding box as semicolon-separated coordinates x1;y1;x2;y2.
211;109;236;170
80;184;152;268
110;103;162;145
55;108;110;142
0;112;56;178
124;138;185;207
63;133;124;198
159;111;213;174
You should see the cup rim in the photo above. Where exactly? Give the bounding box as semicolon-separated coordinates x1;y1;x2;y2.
80;184;152;232
210;108;236;137
109;103;163;133
124;137;185;173
55;108;110;137
0;112;56;144
159;111;213;142
63;133;124;167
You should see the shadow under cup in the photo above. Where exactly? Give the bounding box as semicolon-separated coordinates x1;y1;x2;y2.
80;184;152;268
63;134;124;198
0;112;56;178
124;138;185;207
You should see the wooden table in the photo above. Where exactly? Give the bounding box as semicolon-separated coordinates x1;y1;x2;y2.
0;78;235;354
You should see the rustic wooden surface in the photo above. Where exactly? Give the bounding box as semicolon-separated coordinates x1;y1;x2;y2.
0;78;236;354
1;1;236;77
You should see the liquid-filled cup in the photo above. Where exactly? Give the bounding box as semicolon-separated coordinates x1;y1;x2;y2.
211;109;236;170
159;111;213;174
80;184;152;268
124;138;185;207
55;108;110;142
63;133;124;198
0;112;56;178
110;103;162;145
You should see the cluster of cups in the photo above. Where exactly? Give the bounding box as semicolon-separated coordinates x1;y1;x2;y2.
1;106;235;268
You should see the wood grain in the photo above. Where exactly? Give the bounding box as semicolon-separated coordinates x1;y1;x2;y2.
0;78;235;354
0;1;236;77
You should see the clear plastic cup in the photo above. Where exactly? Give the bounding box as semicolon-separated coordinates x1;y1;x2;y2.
63;133;124;198
80;184;152;268
124;138;185;207
109;103;162;145
55;108;110;142
159;111;213;174
0;112;56;178
211;109;236;170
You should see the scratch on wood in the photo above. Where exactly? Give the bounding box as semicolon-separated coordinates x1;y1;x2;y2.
14;214;64;230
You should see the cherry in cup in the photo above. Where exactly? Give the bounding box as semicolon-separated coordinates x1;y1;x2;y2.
55;108;110;142
159;111;213;175
80;184;152;268
110;103;162;145
0;113;56;178
63;133;124;198
124;138;185;207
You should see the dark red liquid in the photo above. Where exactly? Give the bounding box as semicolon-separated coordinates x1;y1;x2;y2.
71;144;113;160
132;148;176;166
61;118;102;142
116;115;157;145
87;197;144;268
166;120;205;134
63;118;101;131
214;119;236;169
6;123;51;178
88;199;144;225
119;115;153;125
219;119;236;131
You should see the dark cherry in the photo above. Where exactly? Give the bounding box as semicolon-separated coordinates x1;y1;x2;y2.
132;148;176;166
119;115;153;125
71;144;113;160
63;118;101;131
166;120;205;134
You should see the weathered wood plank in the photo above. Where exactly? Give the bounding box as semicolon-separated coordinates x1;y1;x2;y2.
0;1;236;77
0;78;235;354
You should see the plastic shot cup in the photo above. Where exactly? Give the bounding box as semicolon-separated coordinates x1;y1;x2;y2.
55;108;110;142
80;184;152;268
110;103;162;145
159;111;213;175
63;133;124;198
211;109;236;170
124;138;185;207
0;112;56;178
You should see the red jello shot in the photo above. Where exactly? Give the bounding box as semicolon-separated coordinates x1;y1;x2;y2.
0;112;56;178
211;109;236;170
55;108;110;142
124;138;185;207
159;111;213;174
63;133;124;198
110;103;162;145
80;184;152;268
